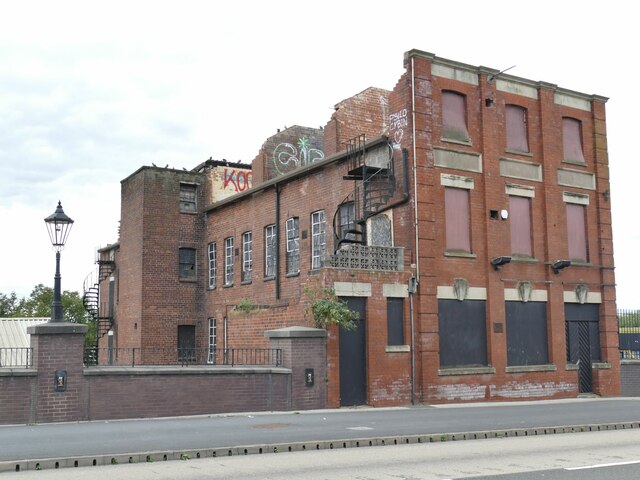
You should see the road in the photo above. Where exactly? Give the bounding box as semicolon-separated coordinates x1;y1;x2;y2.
2;428;639;479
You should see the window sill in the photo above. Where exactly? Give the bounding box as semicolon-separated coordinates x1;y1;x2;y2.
179;277;198;283
444;251;477;259
438;366;496;376
179;210;198;215
566;362;609;371
562;159;587;167
285;272;300;278
241;280;252;286
223;283;234;288
505;148;533;157
385;345;410;353
568;260;592;267
441;137;472;147
506;364;556;373
511;255;539;263
264;276;276;282
207;286;216;291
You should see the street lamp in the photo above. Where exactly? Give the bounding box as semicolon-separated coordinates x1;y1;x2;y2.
44;201;74;323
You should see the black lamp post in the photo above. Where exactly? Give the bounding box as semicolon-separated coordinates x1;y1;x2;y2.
44;201;74;323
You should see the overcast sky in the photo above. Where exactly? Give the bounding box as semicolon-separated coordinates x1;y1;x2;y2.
1;1;637;308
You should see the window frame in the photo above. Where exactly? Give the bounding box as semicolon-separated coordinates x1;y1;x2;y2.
224;237;234;286
311;210;326;270
208;318;217;364
338;202;356;243
285;217;300;275
241;231;253;283
207;242;217;289
179;183;197;213
178;247;196;280
264;224;277;278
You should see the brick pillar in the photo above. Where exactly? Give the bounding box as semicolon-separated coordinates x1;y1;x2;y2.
27;323;88;423
266;326;327;410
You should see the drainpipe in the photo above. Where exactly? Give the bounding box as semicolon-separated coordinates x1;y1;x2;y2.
275;183;281;300
411;56;420;281
409;276;417;404
410;56;420;404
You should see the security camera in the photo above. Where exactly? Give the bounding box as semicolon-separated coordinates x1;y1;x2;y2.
491;256;512;271
552;259;572;274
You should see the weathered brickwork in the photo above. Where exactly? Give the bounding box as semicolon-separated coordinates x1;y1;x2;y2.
99;49;619;409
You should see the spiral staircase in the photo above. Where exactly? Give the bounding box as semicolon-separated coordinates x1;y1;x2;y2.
82;260;115;338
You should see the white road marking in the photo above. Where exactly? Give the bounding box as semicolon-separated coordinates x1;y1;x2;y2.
565;460;640;470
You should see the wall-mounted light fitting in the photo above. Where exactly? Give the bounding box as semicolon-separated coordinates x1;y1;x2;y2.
552;259;572;274
491;256;512;271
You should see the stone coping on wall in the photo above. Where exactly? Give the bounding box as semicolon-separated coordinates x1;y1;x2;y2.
265;326;327;338
83;366;291;376
27;322;88;335
565;362;611;371
621;359;640;365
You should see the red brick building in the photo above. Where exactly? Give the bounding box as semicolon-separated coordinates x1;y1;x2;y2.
91;49;619;406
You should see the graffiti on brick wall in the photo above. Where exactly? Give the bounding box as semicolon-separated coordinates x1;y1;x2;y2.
388;108;408;150
223;168;252;192
272;137;324;175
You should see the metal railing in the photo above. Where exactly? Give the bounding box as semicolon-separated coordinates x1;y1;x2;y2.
84;347;282;368
0;348;33;368
619;309;640;359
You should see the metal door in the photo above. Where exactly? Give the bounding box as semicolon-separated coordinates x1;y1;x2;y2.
565;304;600;394
339;297;367;406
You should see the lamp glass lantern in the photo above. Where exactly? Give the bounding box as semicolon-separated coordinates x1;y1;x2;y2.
44;201;74;322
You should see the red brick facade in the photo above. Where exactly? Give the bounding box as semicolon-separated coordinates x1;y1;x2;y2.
99;49;619;408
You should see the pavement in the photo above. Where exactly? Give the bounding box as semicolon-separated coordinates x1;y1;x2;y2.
2;397;640;473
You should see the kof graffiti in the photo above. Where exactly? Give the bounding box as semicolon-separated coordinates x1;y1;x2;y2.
223;168;252;192
272;137;324;175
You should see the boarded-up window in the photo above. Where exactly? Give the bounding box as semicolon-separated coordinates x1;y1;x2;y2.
506;105;529;152
442;91;469;142
387;298;404;346
438;299;487;367
445;187;471;253
509;195;532;256
506;301;548;366
562;117;585;163
566;203;587;262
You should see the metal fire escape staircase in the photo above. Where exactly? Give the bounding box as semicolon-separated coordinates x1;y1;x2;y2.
335;135;396;249
82;260;115;338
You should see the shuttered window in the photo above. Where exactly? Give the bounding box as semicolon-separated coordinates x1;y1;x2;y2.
563;117;585;163
442;91;469;142
445;187;471;253
509;195;532;256
506;105;529;152
566;203;588;262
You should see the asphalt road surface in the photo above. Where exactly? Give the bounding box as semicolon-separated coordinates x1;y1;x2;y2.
2;427;639;479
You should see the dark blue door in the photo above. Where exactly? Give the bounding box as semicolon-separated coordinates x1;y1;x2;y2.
339;297;367;406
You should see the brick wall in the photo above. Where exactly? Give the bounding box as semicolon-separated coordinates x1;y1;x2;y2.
405;51;620;403
85;368;290;420
251;126;324;185
0;373;35;424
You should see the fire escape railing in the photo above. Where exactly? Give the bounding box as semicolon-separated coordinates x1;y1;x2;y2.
82;260;115;339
